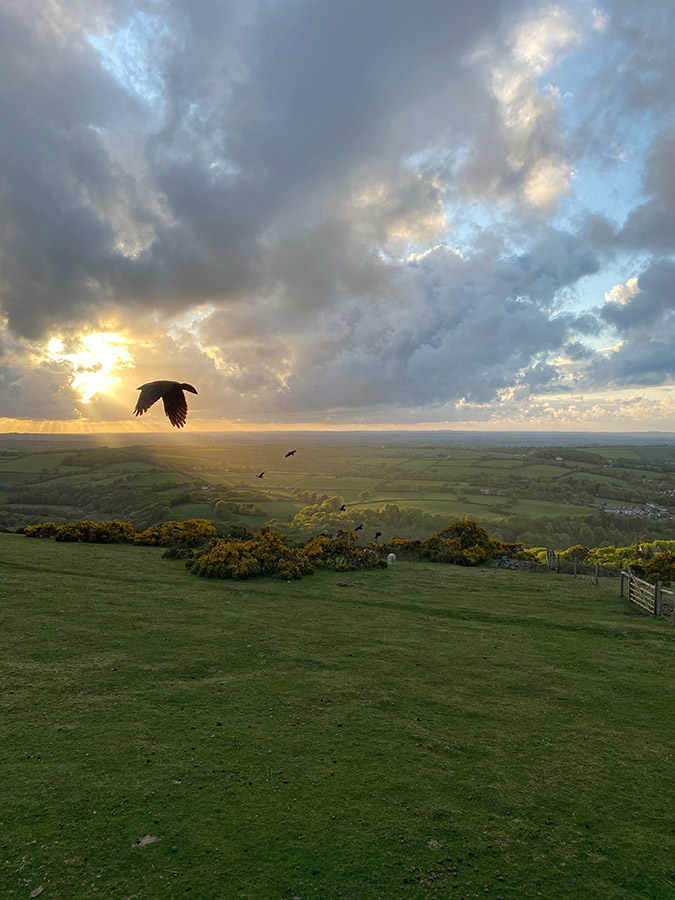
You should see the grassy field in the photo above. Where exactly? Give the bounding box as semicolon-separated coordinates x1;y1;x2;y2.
2;534;675;899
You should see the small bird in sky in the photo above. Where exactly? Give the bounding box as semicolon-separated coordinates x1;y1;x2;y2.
256;472;265;478
285;450;297;458
339;504;346;511
133;381;198;428
375;532;382;540
355;524;363;531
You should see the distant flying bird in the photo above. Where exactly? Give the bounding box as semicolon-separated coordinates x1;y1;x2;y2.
375;532;382;540
355;524;363;532
133;381;198;428
256;472;265;478
285;450;297;458
340;504;346;511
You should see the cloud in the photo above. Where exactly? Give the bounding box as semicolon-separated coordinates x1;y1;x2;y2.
617;128;675;253
604;277;640;305
0;0;674;429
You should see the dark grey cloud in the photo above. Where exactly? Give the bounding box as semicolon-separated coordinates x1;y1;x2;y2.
616;128;675;254
0;0;510;338
601;260;675;331
588;259;675;387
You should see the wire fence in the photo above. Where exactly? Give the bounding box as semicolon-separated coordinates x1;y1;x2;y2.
544;551;674;624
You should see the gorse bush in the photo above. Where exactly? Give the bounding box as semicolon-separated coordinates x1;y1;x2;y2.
26;520;135;543
303;530;370;570
561;544;593;563
186;528;393;581
22;516;534;579
24;522;59;539
379;538;421;559
187;530;315;580
134;519;217;547
57;520;135;543
644;552;675;585
23;518;215;547
420;520;532;567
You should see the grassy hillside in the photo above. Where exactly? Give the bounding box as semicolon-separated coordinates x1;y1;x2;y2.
1;535;674;898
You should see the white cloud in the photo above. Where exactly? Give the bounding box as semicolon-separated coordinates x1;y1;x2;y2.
604;276;640;305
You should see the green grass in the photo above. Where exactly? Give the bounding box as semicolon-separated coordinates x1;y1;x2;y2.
0;453;74;473
1;535;675;899
169;502;215;519
0;472;34;487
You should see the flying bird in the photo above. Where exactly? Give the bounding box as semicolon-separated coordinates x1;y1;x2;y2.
375;532;382;540
284;450;297;458
133;381;198;428
355;524;363;532
339;504;346;511
256;472;265;478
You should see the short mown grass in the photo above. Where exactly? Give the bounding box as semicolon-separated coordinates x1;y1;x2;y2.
1;534;674;899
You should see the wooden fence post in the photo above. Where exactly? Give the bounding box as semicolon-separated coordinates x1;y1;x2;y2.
655;581;662;617
620;571;625;597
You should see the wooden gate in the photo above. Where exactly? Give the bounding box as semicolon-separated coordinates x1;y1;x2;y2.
620;569;661;615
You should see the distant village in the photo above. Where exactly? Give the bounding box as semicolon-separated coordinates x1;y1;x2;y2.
597;501;670;519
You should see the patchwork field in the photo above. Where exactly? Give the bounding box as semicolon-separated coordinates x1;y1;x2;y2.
1;534;674;898
1;436;675;549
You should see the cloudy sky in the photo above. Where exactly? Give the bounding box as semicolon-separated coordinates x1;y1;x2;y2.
1;0;674;432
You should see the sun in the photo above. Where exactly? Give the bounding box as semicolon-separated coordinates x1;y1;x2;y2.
47;333;132;402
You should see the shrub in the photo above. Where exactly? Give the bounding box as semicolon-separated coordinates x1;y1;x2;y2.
561;544;592;563
303;530;386;570
419;519;533;567
420;519;492;565
24;522;58;539
379;538;421;559
134;518;217;547
54;520;136;543
187;530;315;580
644;552;675;585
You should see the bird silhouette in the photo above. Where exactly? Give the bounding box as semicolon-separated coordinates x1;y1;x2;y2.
133;381;198;428
256;472;265;478
355;524;363;531
339;504;346;511
284;450;297;458
375;532;382;540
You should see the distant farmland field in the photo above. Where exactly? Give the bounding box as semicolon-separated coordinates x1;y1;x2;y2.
1;438;675;548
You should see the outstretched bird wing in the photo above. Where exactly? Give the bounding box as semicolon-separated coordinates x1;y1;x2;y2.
162;385;189;428
134;381;173;417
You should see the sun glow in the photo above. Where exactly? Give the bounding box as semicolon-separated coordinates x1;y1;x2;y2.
47;333;133;402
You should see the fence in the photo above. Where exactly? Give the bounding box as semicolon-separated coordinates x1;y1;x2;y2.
544;550;620;584
620;569;675;623
544;551;674;624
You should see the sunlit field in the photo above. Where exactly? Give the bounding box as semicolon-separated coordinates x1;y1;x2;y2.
3;437;675;548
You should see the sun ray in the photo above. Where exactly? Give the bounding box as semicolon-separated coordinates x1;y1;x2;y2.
46;333;133;402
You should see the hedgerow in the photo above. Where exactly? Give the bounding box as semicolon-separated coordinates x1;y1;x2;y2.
22;516;534;578
25;519;135;543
